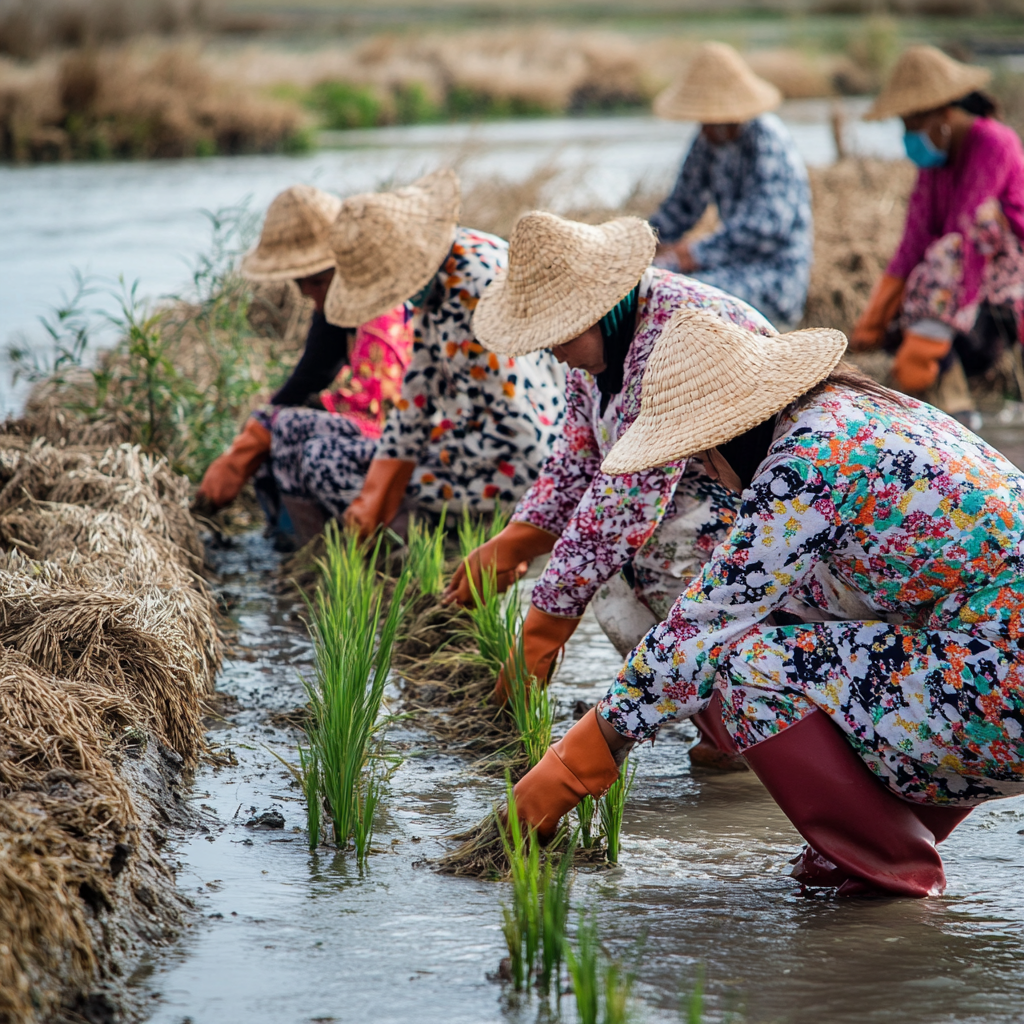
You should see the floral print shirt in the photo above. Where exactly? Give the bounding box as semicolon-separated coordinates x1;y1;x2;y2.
375;227;565;508
650;114;812;325
512;268;775;619
603;387;1024;750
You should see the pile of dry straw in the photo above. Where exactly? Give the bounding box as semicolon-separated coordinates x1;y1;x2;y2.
0;428;220;1021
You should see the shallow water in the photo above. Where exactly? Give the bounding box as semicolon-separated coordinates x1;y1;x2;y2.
138;533;1024;1024
0;100;903;415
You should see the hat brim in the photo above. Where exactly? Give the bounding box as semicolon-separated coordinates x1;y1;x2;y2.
863;65;991;121
473;218;655;357
601;326;847;475
652;83;781;124
240;249;336;283
323;171;460;327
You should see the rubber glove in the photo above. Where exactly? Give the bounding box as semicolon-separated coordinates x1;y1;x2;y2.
195;418;271;511
850;273;905;351
342;458;415;539
493;605;581;704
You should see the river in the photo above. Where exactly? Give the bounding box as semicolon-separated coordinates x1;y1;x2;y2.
0;99;902;415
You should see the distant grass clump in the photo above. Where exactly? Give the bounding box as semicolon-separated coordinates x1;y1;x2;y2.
298;525;410;861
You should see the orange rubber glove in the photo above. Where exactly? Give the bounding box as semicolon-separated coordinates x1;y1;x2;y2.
512;709;621;840
195;418;271;511
850;273;905;351
493;605;581;704
342;458;415;539
443;521;557;607
891;329;953;394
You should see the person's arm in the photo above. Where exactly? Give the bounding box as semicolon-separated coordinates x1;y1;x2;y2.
271;312;352;406
597;455;836;742
689;126;807;266
650;138;711;245
886;171;937;280
510;368;603;538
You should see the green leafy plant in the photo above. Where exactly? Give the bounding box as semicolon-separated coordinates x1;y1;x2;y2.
405;509;448;597
599;758;637;865
299;523;410;862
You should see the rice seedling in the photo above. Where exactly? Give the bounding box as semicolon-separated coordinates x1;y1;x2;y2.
499;776;576;995
599;758;637;865
566;909;637;1024
682;967;705;1024
576;794;597;849
405;508;448;597
503;632;555;769
299;522;411;861
463;565;521;676
457;504;509;561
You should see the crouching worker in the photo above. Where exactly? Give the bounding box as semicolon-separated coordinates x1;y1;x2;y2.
446;211;778;769
267;169;565;542
854;46;1024;413
193;184;412;544
512;309;1024;897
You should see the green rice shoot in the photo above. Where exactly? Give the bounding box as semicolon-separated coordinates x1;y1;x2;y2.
503;631;555;769
599;758;637;865
566;908;637;1024
457;503;509;561
405;507;448;596
576;794;597;849
299;522;411;862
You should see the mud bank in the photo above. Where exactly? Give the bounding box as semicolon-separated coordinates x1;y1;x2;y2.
0;434;221;1023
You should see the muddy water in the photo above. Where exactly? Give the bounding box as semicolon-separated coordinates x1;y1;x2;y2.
138;533;1024;1024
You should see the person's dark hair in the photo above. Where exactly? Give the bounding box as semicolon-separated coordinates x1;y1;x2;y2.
953;91;999;118
796;360;909;409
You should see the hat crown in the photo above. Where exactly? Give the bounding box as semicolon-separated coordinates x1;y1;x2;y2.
864;44;990;120
891;45;969;98
653;40;781;123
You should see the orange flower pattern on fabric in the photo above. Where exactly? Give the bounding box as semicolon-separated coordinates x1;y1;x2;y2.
512;268;775;619
373;227;565;513
600;386;1024;806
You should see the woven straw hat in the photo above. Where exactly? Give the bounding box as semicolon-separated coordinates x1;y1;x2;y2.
240;185;342;282
601;309;846;475
473;211;656;356
865;45;991;121
653;41;782;124
323;168;460;327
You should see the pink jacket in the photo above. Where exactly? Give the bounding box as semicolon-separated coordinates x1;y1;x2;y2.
888;118;1024;306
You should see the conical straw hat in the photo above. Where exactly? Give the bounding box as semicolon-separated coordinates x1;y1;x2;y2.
601;309;846;475
864;45;991;121
473;211;656;357
240;185;343;282
323;168;460;327
653;41;782;124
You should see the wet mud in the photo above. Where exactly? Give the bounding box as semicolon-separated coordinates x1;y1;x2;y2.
136;532;1024;1024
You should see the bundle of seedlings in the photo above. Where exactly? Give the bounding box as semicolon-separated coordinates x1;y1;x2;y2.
294;524;410;862
435;756;634;879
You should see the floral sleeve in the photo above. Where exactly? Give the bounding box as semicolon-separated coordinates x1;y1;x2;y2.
511;368;602;537
598;455;837;740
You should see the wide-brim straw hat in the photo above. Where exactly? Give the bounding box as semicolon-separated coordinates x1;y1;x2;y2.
601;309;847;475
653;41;782;124
473;211;656;357
240;185;343;282
323;168;460;327
864;45;991;121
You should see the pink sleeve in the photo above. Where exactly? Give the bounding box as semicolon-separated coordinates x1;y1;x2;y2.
887;171;936;281
511;369;601;537
991;126;1024;242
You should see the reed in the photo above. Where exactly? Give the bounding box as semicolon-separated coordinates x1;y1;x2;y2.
598;758;636;865
299;523;410;860
405;508;448;597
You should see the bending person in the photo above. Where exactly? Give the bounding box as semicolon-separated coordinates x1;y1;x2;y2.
267;169;565;542
649;41;812;329
853;46;1024;409
448;211;777;769
194;184;411;542
513;310;1024;897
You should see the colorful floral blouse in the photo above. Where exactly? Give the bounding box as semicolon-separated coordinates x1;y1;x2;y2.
375;227;565;509
600;386;1024;804
512;268;775;619
321;306;412;439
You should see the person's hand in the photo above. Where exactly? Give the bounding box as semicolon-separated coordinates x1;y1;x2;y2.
442;549;529;606
674;240;698;273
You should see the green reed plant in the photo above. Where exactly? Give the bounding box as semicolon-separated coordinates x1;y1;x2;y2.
300;523;410;861
599;758;637;865
405;508;448;596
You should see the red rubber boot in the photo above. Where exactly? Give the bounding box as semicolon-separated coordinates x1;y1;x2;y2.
688;691;749;772
743;710;947;898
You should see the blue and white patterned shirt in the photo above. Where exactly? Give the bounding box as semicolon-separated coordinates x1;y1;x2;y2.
650;114;812;326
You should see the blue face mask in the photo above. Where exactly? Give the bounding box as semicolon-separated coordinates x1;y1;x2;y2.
904;129;948;168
